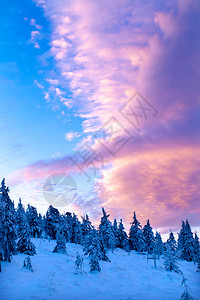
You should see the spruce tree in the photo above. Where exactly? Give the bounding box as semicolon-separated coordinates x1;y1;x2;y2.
181;277;193;300
107;224;117;253
23;255;33;272
163;244;180;273
0;179;17;262
81;214;92;240
118;219;129;250
83;229;101;273
129;212;144;252
154;231;163;258
178;220;195;261
17;199;36;255
45;205;60;239
166;230;177;251
143;219;154;254
194;232;199;257
26;205;42;238
53;230;67;254
89;248;101;273
16;198;25;238
74;252;84;274
99;234;110;261
71;214;83;244
99;207;112;249
178;221;186;251
196;252;200;273
113;219;119;246
62;212;73;242
83;228;108;261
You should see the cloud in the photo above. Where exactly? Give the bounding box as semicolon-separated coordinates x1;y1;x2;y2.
29;30;41;49
65;131;80;141
17;0;200;231
30;18;43;30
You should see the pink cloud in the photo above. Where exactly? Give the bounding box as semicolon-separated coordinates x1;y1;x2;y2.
19;0;200;231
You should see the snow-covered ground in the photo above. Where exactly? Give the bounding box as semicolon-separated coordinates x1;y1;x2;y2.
1;239;200;300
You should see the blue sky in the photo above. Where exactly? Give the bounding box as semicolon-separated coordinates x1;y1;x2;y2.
0;0;83;177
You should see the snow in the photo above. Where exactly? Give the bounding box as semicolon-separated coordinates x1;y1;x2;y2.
1;239;200;300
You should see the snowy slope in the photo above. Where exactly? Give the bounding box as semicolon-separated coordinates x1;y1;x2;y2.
1;239;200;300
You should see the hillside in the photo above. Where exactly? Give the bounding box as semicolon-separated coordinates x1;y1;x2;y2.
1;239;199;300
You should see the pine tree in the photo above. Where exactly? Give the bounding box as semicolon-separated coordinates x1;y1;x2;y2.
193;232;199;260
81;214;92;239
89;249;101;273
99;207;112;249
26;205;42;238
23;255;33;272
83;228;108;261
154;231;163;258
107;224;117;253
0;179;17;262
166;230;177;251
143;219;154;254
196;252;200;273
45;205;60;239
99;234;110;261
113;219;119;246
178;221;186;251
62;212;73;242
163;244;180;273
16;198;25;238
74;252;84;274
178;220;195;261
83;229;101;272
17;199;36;255
129;212;144;252
181;277;193;300
71;214;83;244
53;230;67;254
118;219;129;250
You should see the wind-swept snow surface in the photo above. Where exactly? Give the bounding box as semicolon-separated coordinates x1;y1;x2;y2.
1;239;200;300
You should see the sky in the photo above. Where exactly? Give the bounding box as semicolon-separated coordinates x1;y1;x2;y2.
0;0;200;235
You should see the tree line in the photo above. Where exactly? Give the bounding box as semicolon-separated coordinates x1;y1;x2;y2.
0;178;200;274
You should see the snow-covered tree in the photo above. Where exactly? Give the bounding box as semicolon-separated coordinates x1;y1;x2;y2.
193;232;199;262
45;205;60;239
26;205;42;238
113;219;119;245
71;214;83;244
0;178;17;262
181;277;193;300
81;214;92;239
118;219;129;250
61;212;73;242
196;252;200;273
23;255;33;272
17;200;36;255
163;244;180;273
154;231;163;258
143;219;154;254
99;207;112;249
53;230;67;254
129;212;144;252
166;230;177;251
83;229;101;272
83;228;109;261
74;252;84;274
89;248;101;273
99;234;110;261
178;220;195;261
16;198;25;238
107;224;117;252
